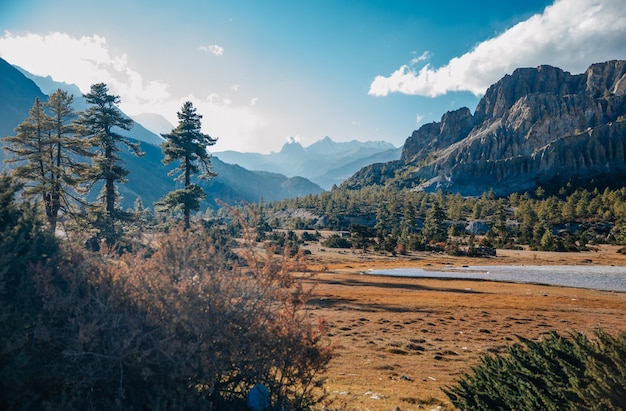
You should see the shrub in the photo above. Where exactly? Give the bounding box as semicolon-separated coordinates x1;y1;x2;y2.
321;233;352;248
1;214;333;409
444;329;626;410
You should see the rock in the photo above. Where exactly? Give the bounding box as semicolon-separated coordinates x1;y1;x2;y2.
466;220;490;235
246;384;269;411
343;60;626;195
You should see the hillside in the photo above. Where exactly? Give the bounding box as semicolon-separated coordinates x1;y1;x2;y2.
0;58;323;209
344;60;626;195
215;136;401;189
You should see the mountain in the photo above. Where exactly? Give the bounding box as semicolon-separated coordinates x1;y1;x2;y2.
116;143;323;209
0;59;46;164
215;136;401;189
0;58;323;209
344;60;626;195
130;112;175;136
16;67;166;147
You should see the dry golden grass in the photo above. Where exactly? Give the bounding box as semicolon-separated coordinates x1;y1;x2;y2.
299;243;626;410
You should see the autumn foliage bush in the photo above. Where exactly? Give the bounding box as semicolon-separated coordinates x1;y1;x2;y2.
0;177;332;410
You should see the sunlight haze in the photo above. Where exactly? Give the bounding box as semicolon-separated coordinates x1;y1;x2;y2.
1;0;625;152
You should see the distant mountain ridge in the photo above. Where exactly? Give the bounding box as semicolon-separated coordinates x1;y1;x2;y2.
16;67;166;147
215;136;401;189
0;57;323;209
344;60;626;195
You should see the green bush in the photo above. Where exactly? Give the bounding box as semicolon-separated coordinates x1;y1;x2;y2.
444;329;626;410
321;233;352;248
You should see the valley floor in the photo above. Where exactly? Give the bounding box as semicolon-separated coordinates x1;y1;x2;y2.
300;244;626;410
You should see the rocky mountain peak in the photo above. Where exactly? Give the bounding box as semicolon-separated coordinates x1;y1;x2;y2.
401;107;474;162
474;64;584;122
346;60;626;196
585;60;626;96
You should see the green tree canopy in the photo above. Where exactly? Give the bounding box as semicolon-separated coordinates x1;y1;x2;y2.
158;101;217;228
2;91;89;230
79;83;143;217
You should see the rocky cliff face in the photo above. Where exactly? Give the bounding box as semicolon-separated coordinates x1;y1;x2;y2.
345;60;626;195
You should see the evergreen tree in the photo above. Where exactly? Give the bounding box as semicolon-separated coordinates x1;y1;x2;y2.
423;199;447;243
444;330;626;410
79;83;143;218
3;91;88;231
350;224;375;253
157;101;217;228
45;90;90;228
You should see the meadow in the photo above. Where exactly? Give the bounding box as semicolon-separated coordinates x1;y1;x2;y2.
301;243;626;410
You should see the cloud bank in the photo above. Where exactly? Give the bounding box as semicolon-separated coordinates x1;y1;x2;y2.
369;0;626;97
0;31;171;110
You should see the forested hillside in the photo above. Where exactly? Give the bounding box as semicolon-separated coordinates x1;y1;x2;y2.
262;185;626;254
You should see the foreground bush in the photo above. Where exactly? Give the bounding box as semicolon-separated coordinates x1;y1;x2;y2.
0;179;332;410
444;330;626;410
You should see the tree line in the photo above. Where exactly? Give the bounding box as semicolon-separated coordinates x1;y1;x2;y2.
263;185;626;254
3;84;216;245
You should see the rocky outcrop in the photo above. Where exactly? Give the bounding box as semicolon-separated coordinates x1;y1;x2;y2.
345;60;626;195
401;107;474;162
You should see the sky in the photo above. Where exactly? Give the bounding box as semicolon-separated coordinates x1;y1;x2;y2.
0;0;625;153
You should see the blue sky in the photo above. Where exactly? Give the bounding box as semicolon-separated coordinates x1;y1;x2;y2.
1;0;625;153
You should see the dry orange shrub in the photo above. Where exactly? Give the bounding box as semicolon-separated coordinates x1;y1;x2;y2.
11;222;332;410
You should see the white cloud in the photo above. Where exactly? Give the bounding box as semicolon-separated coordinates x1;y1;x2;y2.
0;31;270;152
175;93;269;152
0;31;171;112
409;51;431;65
199;44;224;56
415;114;424;124
369;0;626;97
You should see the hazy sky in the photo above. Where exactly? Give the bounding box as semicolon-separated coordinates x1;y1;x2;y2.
1;0;625;153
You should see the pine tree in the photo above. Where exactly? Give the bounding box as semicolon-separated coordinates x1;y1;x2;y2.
157;101;217;228
45;90;90;228
423;199;447;243
444;330;626;410
3;91;88;231
78;83;143;244
79;83;143;218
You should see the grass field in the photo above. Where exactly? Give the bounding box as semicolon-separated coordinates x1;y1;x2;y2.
300;243;626;410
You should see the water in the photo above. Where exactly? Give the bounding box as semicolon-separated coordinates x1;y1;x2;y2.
367;265;626;292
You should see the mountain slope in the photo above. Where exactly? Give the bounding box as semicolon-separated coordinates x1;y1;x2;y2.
215;136;400;189
0;58;323;209
0;59;46;164
344;60;626;195
16;67;166;147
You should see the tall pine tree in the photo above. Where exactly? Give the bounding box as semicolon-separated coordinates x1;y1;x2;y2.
78;83;143;241
3;91;88;231
158;101;217;228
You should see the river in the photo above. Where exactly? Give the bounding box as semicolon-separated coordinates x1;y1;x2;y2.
367;265;626;292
